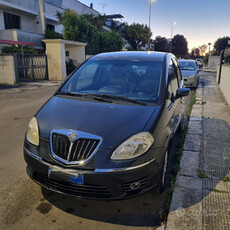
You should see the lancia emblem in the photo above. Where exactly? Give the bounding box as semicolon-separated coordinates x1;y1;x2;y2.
68;132;77;142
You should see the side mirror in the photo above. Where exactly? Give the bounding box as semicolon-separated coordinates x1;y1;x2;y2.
175;87;190;99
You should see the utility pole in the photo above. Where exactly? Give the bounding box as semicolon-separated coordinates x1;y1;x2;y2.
148;0;152;51
170;22;176;53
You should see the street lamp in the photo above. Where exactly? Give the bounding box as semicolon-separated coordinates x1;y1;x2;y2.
208;42;212;53
148;0;156;51
170;22;176;53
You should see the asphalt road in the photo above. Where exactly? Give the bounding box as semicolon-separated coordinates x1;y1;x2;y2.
0;73;209;230
0;83;164;230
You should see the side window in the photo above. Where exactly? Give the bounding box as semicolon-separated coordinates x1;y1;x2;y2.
168;59;179;98
76;63;98;89
173;58;182;87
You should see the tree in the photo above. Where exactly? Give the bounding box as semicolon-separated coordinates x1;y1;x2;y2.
57;10;123;55
57;10;79;40
190;47;200;59
153;36;169;52
82;14;106;32
122;23;151;50
171;34;188;57
198;44;207;56
214;36;230;55
100;31;124;53
44;30;63;39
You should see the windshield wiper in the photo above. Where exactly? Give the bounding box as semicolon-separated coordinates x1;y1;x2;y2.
92;94;147;106
56;91;87;97
56;92;112;103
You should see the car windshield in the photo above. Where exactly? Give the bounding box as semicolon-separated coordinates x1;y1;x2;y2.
179;61;196;71
59;59;163;104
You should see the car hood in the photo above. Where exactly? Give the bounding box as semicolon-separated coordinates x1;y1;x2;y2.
36;96;157;149
181;70;197;77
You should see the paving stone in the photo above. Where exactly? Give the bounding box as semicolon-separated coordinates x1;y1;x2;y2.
184;134;201;152
166;176;202;230
187;120;202;135
202;179;230;229
190;104;202;117
190;116;203;122
179;151;200;178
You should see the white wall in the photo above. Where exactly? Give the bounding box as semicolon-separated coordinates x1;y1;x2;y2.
219;65;230;105
208;55;220;70
20;13;43;34
0;0;39;13
45;2;63;22
62;0;99;16
0;7;43;34
0;55;16;85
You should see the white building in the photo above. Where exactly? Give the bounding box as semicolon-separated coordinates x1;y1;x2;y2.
0;0;99;49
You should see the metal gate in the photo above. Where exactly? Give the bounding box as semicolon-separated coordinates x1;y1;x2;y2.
14;53;48;82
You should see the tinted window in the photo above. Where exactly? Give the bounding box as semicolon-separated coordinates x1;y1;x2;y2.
46;23;55;31
4;12;20;29
178;61;196;71
60;59;163;104
168;59;179;100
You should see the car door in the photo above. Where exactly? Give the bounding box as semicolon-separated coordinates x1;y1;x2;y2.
167;58;181;134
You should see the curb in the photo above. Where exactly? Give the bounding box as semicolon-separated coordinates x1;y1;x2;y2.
165;85;204;230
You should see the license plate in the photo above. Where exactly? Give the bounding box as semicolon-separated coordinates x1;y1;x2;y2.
69;174;84;185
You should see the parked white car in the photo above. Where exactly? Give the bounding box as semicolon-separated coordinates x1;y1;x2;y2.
178;60;200;89
195;58;203;68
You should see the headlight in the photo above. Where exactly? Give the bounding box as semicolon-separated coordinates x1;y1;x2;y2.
26;117;39;146
189;75;195;79
111;132;154;160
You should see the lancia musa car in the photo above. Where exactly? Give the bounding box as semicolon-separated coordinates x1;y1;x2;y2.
24;51;190;200
178;59;200;89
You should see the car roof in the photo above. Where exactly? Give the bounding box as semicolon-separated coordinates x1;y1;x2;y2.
90;51;167;62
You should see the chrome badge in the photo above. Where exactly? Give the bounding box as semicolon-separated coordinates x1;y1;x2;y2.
68;132;77;142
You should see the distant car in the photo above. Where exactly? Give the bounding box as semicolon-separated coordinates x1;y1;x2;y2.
195;58;203;68
178;59;200;89
24;51;190;200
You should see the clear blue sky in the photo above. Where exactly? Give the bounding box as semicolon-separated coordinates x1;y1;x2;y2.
81;0;230;51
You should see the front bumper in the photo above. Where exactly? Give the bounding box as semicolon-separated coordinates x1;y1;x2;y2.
24;148;160;200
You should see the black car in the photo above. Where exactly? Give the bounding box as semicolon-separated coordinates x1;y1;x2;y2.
24;51;189;200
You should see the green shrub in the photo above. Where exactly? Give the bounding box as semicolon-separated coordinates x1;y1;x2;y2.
1;45;36;54
100;31;124;53
44;30;63;39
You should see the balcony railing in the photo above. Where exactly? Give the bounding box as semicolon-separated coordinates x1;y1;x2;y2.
0;29;44;48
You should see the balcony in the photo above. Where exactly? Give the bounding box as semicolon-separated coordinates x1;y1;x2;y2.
0;29;44;48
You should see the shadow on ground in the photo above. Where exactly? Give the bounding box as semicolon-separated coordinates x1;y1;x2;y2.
42;187;162;227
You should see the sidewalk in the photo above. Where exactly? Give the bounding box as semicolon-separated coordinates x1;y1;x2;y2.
166;74;230;229
202;67;217;73
0;81;61;94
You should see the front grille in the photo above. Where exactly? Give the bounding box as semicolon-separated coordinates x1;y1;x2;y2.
51;132;100;164
34;172;111;199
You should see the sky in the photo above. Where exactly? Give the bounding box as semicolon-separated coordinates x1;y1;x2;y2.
80;0;230;52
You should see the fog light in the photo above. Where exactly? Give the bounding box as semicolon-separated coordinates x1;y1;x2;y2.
130;181;141;190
